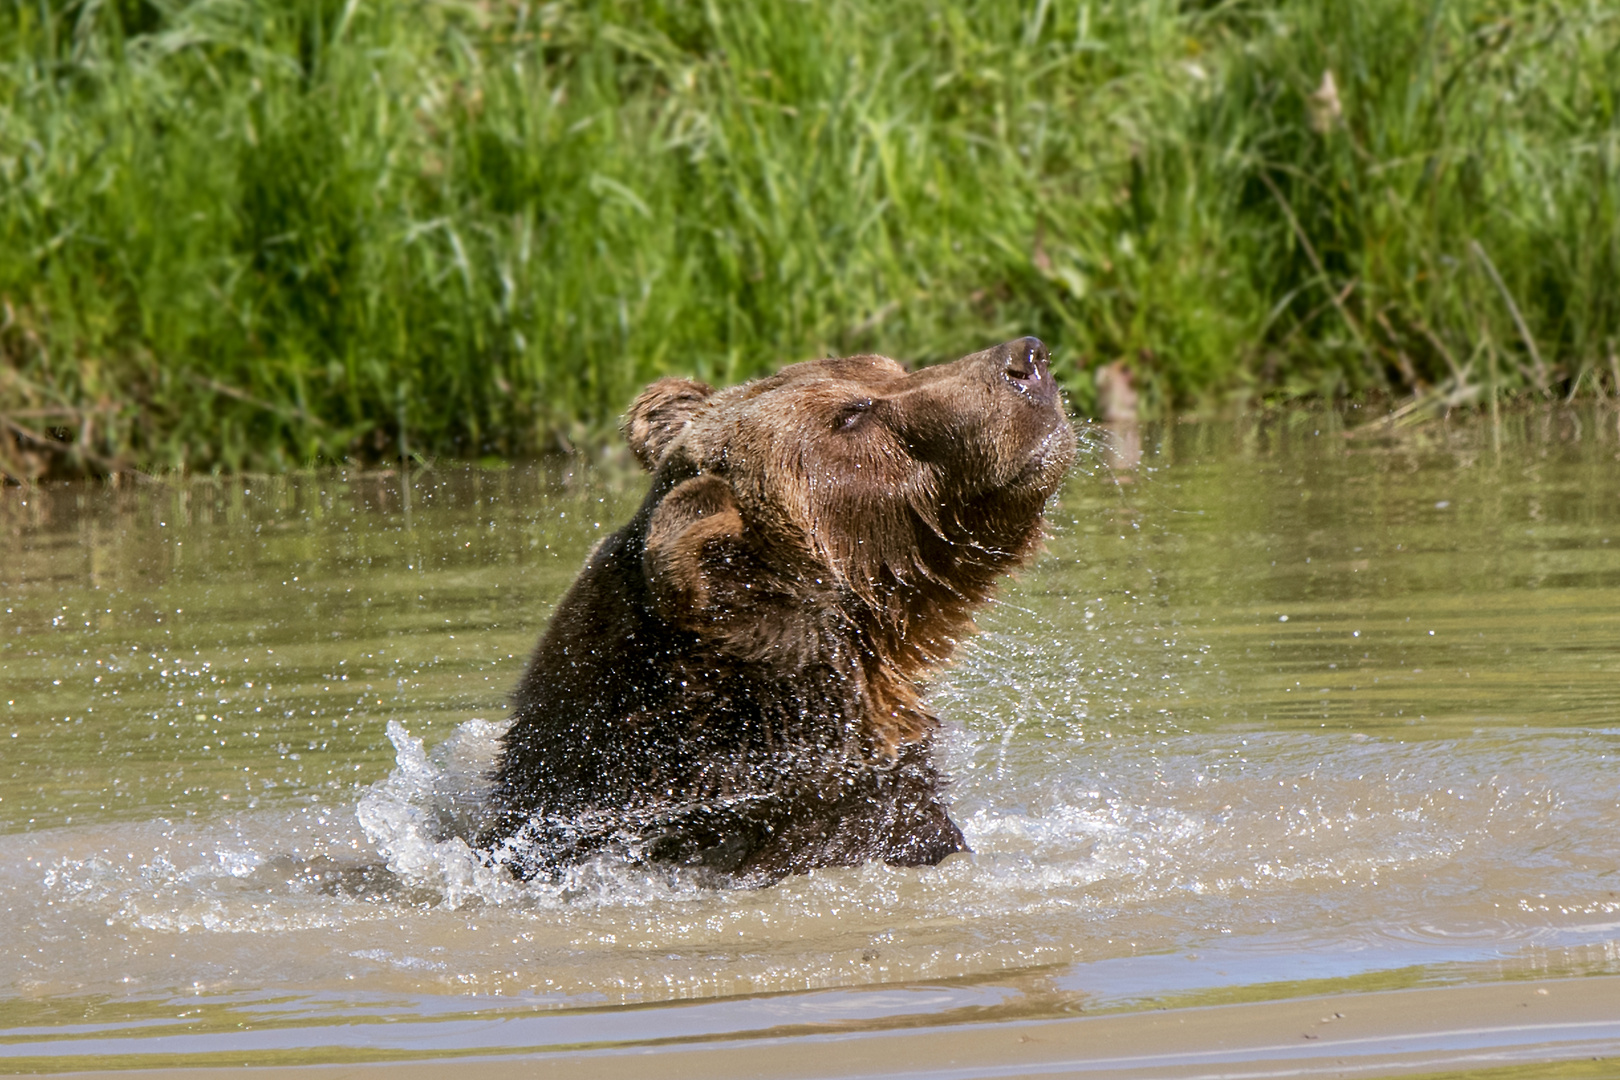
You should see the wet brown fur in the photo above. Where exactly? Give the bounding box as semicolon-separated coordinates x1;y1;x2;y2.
482;339;1075;885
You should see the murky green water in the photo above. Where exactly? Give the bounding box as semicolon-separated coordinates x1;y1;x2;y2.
2;408;1618;1070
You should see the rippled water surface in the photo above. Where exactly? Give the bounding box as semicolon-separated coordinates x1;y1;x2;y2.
3;409;1619;1068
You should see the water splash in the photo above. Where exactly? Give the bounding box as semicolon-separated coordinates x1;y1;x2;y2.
354;718;518;909
353;718;722;910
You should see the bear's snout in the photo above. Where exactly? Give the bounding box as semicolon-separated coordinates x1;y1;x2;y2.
1001;336;1055;404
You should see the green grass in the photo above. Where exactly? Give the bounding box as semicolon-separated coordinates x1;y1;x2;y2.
2;0;1617;475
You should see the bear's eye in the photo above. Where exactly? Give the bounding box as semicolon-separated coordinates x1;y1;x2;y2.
835;400;873;431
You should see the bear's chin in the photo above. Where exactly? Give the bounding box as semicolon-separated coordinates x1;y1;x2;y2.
1014;423;1078;494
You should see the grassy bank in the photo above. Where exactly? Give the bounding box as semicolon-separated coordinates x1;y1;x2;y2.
2;0;1618;476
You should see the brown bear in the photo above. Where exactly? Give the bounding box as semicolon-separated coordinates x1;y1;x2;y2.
480;337;1075;885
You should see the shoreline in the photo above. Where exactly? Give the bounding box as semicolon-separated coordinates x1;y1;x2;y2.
18;975;1620;1079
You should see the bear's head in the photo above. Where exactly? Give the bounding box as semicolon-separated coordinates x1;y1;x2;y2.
623;338;1075;749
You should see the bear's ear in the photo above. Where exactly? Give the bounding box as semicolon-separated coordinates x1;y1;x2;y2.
644;474;839;666
623;377;715;471
642;474;746;627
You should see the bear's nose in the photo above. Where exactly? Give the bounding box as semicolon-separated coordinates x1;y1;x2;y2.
1003;337;1053;399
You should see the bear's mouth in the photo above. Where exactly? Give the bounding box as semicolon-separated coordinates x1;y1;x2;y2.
1016;421;1077;488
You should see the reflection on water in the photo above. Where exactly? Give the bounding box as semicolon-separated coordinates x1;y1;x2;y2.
2;408;1619;1064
